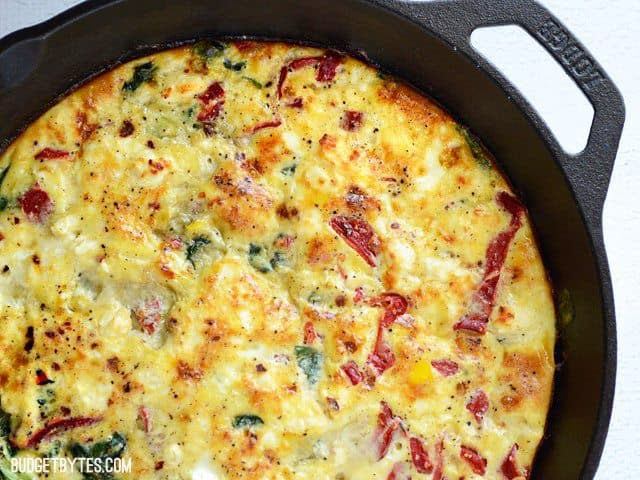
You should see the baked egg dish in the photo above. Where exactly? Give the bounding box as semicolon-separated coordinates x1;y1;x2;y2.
0;41;555;479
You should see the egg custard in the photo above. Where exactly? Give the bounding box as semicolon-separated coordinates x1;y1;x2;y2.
0;41;555;479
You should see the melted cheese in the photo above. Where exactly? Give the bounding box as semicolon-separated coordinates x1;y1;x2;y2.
0;41;555;479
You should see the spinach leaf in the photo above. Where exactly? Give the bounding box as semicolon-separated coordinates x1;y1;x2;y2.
455;125;491;169
0;408;9;439
192;40;227;61
0;457;30;480
280;163;297;176
186;236;211;267
248;244;272;273
0;165;10;212
232;415;264;429
69;433;126;480
223;59;246;71
123;62;157;93
269;251;286;270
0;404;30;480
242;76;263;89
294;346;323;384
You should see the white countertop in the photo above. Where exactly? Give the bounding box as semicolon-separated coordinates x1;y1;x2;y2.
1;0;638;477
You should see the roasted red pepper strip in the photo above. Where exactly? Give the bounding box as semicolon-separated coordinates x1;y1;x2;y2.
368;293;408;328
197;101;224;123
387;462;411;480
34;148;70;160
330;215;380;267
373;402;404;460
466;389;489;424
340;110;364;131
138;406;152;433
19;187;54;223
433;440;445;480
35;369;53;386
197;81;225;122
25;416;102;448
340;360;363;385
277;52;343;98
430;359;459;377
410;437;434;474
303;321;317;345
198;81;225;104
501;444;523;479
248;119;282;134
367;324;396;377
133;298;162;335
316;52;342;81
454;191;524;334
286;97;304;108
461;445;487;475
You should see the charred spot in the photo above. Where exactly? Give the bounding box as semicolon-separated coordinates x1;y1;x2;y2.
177;360;203;381
119;120;135;138
256;364;267;373
319;133;337;150
24;326;35;352
326;397;340;411
335;295;347;307
343;339;358;353
107;357;120;371
32;254;40;264
76;111;98;142
345;185;379;212
148;159;166;174
276;204;299;219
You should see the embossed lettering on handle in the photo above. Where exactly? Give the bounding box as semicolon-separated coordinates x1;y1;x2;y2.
536;19;606;92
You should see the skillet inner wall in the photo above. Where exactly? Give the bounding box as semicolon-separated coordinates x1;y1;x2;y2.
0;0;607;477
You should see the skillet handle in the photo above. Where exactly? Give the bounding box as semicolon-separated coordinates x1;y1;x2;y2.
396;0;625;228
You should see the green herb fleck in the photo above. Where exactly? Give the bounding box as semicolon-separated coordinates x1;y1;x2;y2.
455;124;491;169
295;346;323;384
232;414;264;429
184;106;195;119
123;62;157;93
186;236;211;267
248;244;272;273
280;163;297;176
69;433;126;480
242;76;263;88
223;58;247;71
192;40;227;61
307;291;322;305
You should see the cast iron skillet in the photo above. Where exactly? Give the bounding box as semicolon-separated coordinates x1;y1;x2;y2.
0;0;625;478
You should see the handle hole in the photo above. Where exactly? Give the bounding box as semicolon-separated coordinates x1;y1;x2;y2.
471;25;593;155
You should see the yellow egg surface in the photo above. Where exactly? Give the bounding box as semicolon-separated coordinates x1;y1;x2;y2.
0;40;555;480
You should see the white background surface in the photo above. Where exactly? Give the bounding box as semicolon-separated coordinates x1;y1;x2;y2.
0;0;638;477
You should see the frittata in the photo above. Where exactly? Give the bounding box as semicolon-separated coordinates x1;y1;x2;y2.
0;40;555;479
